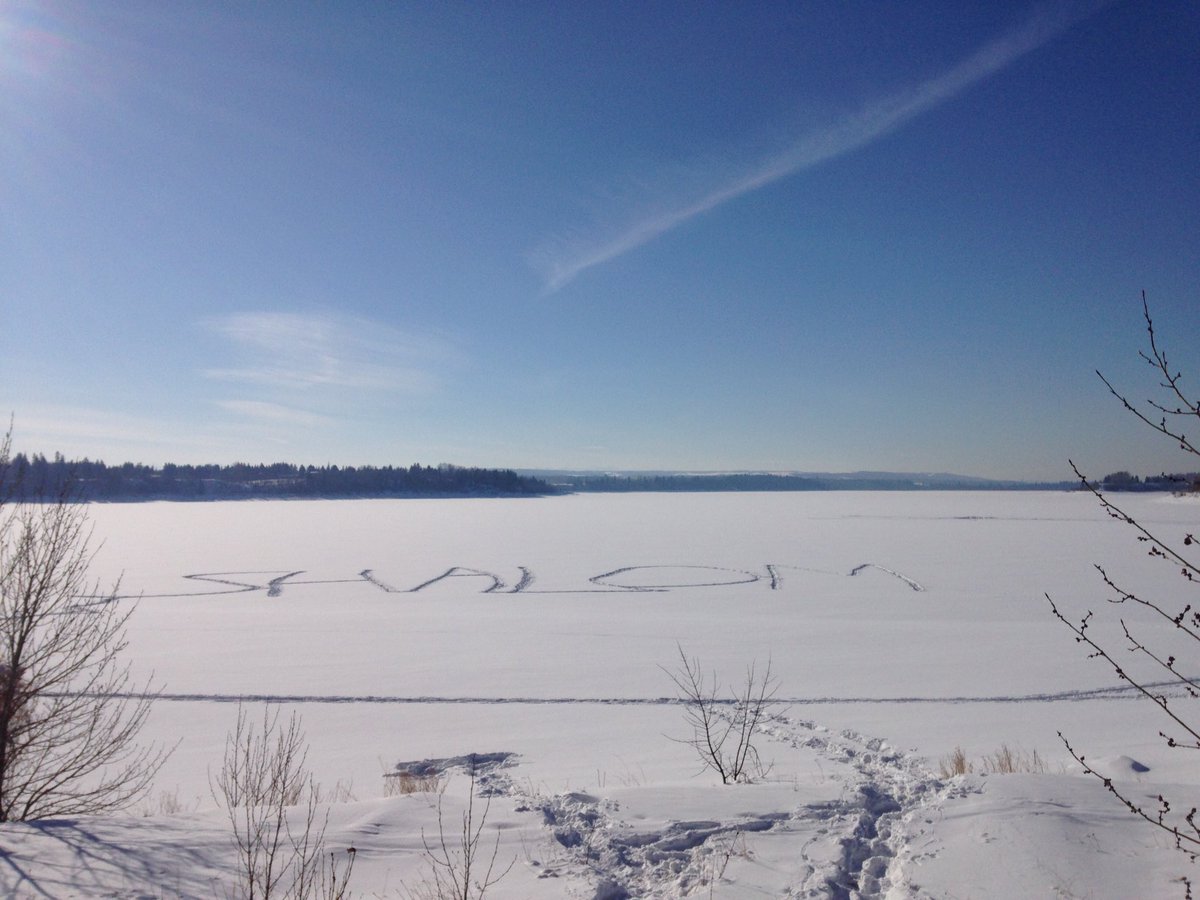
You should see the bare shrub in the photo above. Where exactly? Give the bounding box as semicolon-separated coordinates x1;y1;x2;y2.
212;705;355;900
0;429;168;821
315;850;357;900
664;644;779;784
1048;295;1200;870
405;756;513;900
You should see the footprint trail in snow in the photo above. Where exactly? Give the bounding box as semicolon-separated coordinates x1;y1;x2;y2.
490;715;955;898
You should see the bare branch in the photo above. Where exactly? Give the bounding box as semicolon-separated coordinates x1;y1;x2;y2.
1070;462;1199;580
412;757;514;900
1094;293;1200;458
1051;296;1200;871
1097;371;1199;458
1119;619;1200;707
212;704;354;899
0;448;168;821
1096;565;1200;639
663;644;779;784
1047;594;1200;751
1060;731;1200;856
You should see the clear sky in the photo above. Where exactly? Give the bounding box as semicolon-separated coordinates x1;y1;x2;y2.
2;0;1197;481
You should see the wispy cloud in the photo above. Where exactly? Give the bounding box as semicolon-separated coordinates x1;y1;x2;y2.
214;400;335;428
531;2;1105;293
15;406;189;449
203;311;454;395
11;404;235;461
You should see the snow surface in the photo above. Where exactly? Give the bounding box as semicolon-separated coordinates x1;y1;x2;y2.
2;491;1197;897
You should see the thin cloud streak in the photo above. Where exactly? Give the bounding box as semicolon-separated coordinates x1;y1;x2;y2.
11;405;235;461
203;311;452;395
535;3;1103;293
214;400;335;428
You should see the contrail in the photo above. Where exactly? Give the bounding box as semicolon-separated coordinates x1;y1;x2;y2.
533;2;1106;293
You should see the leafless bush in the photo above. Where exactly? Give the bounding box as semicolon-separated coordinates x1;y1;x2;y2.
0;429;168;821
664;644;779;784
212;705;355;900
315;849;357;900
1048;294;1200;873
405;757;513;900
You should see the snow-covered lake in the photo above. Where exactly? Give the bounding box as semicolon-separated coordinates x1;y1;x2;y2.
5;491;1197;898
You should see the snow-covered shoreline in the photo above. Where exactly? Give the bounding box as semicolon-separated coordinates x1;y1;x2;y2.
3;492;1195;897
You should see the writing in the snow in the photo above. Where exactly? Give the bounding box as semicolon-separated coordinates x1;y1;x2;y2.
140;563;924;598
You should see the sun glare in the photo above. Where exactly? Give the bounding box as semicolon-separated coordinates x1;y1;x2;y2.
0;1;71;88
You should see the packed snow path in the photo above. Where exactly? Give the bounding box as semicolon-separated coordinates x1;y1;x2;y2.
465;715;954;899
762;716;951;899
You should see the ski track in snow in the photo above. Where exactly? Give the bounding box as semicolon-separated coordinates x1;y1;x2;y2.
79;678;1193;706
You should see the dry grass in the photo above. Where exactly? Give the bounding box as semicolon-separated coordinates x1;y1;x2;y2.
982;744;1045;775
383;771;443;797
939;743;1046;778
938;746;972;778
312;779;357;804
140;786;199;817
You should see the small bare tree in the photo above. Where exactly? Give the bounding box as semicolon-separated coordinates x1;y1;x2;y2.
664;644;779;784
408;756;513;900
0;430;167;821
212;705;355;900
1048;294;1200;863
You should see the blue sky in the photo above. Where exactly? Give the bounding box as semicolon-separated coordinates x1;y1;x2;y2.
2;1;1197;480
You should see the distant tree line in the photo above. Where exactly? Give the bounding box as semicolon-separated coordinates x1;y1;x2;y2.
549;472;1074;492
1097;470;1200;492
10;453;1192;500
5;453;551;501
555;473;825;492
552;470;1200;493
